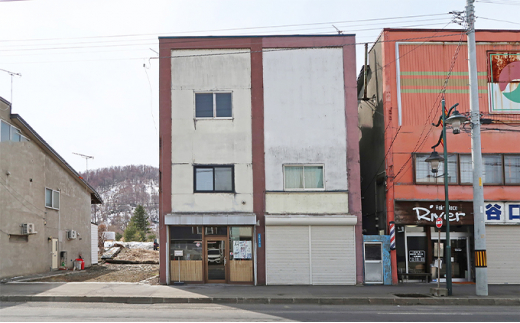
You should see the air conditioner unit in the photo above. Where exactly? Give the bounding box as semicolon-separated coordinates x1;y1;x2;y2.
22;223;37;235
67;230;77;240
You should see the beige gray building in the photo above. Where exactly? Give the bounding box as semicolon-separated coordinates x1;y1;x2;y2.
0;97;102;279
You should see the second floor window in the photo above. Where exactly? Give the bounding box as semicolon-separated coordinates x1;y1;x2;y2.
195;93;232;118
284;165;324;190
45;188;60;209
194;165;234;192
414;153;520;185
1;120;29;142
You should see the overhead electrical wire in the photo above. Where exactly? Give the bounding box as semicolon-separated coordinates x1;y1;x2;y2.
0;13;451;43
0;21;454;54
0;17;452;49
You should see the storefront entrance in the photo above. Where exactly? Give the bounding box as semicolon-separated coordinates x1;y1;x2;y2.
394;200;475;283
206;240;226;282
403;227;472;282
169;225;254;284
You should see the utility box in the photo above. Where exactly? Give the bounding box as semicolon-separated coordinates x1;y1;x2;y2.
22;223;37;235
67;230;77;240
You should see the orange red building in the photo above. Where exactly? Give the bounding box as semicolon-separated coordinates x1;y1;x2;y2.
359;29;520;285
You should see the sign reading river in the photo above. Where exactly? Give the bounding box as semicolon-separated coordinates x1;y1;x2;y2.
394;201;474;225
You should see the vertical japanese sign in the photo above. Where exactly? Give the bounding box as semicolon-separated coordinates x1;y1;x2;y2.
489;52;520;113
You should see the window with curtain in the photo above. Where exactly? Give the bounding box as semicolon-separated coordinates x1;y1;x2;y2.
415;153;457;184
284;165;324;190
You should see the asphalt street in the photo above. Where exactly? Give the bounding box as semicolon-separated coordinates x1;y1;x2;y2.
1;302;519;322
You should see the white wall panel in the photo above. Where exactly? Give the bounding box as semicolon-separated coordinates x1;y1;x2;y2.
170;49;253;213
266;192;349;214
91;224;98;265
263;48;347;192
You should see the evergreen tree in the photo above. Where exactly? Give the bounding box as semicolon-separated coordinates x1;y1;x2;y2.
123;205;149;242
123;223;137;242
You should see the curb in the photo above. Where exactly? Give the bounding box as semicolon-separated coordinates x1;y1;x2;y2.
1;296;519;306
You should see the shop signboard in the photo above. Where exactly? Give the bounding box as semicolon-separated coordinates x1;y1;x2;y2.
394;201;474;225
408;250;425;263
484;202;520;224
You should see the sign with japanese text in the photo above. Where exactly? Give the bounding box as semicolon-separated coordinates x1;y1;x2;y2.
408;250;425;263
484;202;520;224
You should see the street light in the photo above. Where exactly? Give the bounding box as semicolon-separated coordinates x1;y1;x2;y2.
426;99;468;296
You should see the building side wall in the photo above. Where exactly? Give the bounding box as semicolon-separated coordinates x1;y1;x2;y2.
359;39;387;235
0;106;92;279
263;48;348;196
170;49;253;213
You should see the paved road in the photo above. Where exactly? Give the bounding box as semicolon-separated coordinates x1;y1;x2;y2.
1;302;519;322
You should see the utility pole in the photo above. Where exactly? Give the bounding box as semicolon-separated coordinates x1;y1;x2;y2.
73;152;94;181
466;0;488;296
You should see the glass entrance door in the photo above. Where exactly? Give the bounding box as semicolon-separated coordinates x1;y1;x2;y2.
206;240;226;282
431;237;470;282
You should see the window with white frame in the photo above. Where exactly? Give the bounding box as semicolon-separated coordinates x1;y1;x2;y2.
284;165;324;190
45;188;60;209
1;120;29;142
195;92;232;118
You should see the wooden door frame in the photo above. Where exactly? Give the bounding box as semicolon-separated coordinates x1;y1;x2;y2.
205;237;228;283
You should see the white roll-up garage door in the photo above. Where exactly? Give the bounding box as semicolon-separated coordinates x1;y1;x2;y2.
266;225;356;285
486;225;520;284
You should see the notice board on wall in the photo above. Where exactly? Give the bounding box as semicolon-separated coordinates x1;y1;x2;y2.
233;241;252;259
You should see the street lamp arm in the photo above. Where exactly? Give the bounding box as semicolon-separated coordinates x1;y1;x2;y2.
432;103;460;127
431;131;444;150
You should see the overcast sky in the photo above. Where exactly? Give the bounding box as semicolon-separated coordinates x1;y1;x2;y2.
1;0;518;174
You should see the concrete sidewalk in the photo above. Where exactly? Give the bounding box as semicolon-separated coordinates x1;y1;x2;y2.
1;282;519;305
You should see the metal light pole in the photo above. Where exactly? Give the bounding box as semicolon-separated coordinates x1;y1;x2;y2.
466;0;488;296
426;99;467;296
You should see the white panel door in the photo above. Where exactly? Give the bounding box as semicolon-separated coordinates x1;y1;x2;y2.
266;226;310;285
486;226;520;284
311;226;356;285
91;224;98;265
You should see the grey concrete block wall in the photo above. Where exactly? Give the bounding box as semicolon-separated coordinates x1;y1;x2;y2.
1;98;94;279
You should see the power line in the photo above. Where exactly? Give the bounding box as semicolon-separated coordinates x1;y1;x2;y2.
0;13;451;43
0;21;454;54
0;17;453;50
478;16;520;25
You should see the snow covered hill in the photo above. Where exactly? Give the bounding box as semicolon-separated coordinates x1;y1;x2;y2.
82;165;158;234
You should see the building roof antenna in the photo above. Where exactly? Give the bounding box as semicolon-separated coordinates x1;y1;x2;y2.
72;152;94;181
332;25;343;34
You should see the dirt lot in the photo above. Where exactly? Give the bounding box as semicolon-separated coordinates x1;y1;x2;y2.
29;248;160;284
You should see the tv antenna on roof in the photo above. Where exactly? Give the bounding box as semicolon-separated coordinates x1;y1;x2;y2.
332;25;343;34
73;152;94;181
